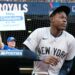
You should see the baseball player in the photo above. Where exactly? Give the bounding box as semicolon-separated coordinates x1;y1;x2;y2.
23;5;75;75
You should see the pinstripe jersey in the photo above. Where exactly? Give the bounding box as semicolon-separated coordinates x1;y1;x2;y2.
23;27;75;75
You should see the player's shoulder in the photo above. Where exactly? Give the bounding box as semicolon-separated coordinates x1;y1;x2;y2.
35;27;49;30
34;27;49;32
63;31;75;40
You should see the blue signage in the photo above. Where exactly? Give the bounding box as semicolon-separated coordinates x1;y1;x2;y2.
0;1;75;15
0;1;50;15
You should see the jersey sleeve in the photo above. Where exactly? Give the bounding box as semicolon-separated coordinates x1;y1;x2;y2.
66;37;75;60
23;29;41;52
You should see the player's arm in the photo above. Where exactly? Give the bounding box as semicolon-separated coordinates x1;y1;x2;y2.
0;33;4;49
22;45;40;61
59;37;75;75
59;59;74;75
22;45;59;65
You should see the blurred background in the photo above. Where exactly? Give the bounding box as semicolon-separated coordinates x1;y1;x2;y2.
0;0;75;75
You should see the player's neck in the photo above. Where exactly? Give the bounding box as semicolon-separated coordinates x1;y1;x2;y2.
50;27;63;37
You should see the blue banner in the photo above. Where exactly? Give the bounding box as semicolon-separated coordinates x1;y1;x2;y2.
0;1;75;15
0;1;50;15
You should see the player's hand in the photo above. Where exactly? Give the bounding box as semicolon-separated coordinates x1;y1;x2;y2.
42;56;59;66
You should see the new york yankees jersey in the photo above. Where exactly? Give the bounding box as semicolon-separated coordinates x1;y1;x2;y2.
23;27;75;75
